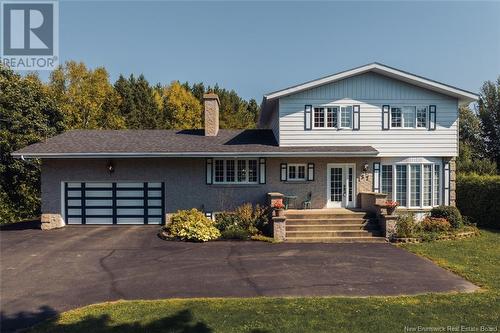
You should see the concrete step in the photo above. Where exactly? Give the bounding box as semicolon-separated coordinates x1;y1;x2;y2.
286;223;380;232
285;213;368;219
285;236;387;243
286;218;375;225
286;230;383;238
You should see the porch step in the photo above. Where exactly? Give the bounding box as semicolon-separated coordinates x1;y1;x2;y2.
285;213;367;219
282;209;384;243
285;236;387;243
286;218;374;225
286;230;383;238
286;223;379;231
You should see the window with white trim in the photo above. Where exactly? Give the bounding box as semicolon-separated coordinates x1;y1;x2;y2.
213;159;258;184
312;106;352;129
381;165;393;199
390;106;428;129
410;164;421;207
417;107;428;128
381;163;442;208
314;107;325;128
340;106;353;128
396;165;408;206
287;164;306;181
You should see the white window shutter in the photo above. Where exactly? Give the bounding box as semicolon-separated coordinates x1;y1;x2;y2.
382;105;390;130
307;163;315;181
304;105;312;130
353;105;360;130
259;158;266;184
373;162;381;193
280;163;287;181
444;161;450;205
429;105;437;130
206;158;213;185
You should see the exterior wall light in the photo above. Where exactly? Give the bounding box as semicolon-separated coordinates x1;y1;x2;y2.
107;161;115;174
363;163;369;172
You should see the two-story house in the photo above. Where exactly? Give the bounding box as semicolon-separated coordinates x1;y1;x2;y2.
13;63;478;232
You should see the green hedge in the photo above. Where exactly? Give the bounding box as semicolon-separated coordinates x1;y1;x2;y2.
456;173;500;229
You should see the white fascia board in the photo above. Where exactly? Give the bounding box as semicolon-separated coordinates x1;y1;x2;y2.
264;63;479;103
13;151;379;159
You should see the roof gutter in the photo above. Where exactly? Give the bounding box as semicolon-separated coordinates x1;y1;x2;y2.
12;151;379;159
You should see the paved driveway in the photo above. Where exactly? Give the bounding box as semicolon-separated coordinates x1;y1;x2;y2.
0;222;477;332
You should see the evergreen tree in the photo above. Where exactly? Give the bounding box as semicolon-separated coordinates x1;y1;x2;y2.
114;74;161;129
478;77;500;171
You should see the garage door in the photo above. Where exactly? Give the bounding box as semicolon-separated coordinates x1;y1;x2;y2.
65;182;165;225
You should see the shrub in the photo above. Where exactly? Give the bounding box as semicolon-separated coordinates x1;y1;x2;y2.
395;213;419;238
221;225;251;240
215;203;271;237
421;217;451;232
457;173;500;229
431;205;463;229
165;209;220;242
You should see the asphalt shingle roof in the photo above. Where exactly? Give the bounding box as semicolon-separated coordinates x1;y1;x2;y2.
12;129;378;157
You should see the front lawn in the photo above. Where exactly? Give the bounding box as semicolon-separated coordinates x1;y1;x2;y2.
29;230;500;333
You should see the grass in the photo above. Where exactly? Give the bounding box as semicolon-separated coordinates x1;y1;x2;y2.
28;230;500;333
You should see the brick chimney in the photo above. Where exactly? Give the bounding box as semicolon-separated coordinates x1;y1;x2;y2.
203;93;220;136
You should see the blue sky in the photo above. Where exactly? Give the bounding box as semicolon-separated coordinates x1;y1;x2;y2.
53;1;499;100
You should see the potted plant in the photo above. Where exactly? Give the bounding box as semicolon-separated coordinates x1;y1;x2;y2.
273;202;285;217
385;200;399;215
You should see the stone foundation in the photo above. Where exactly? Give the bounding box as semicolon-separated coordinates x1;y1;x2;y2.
41;213;65;230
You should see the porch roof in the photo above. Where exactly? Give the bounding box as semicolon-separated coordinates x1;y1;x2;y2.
12;129;379;158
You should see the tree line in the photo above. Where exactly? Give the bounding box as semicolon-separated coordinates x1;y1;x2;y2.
457;77;500;175
0;61;259;223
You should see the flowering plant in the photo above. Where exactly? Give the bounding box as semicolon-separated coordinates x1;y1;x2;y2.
385;200;399;208
273;202;285;209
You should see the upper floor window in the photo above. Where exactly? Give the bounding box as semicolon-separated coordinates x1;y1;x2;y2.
390;106;428;129
313;106;351;129
340;106;353;128
214;159;258;184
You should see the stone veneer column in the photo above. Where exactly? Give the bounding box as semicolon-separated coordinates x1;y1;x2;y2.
443;157;457;206
41;213;65;230
272;217;286;241
449;157;456;206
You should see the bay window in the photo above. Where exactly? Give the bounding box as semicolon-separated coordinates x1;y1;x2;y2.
381;165;393;199
214;159;258;184
381;162;442;208
410;164;421;207
395;165;408;207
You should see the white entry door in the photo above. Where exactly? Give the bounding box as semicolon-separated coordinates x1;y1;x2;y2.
327;164;356;208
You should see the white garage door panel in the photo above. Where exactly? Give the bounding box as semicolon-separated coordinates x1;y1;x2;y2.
65;182;164;225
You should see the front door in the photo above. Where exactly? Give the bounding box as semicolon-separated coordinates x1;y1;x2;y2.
327;164;356;208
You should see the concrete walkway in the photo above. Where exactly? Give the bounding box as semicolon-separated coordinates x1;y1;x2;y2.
0;222;477;332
